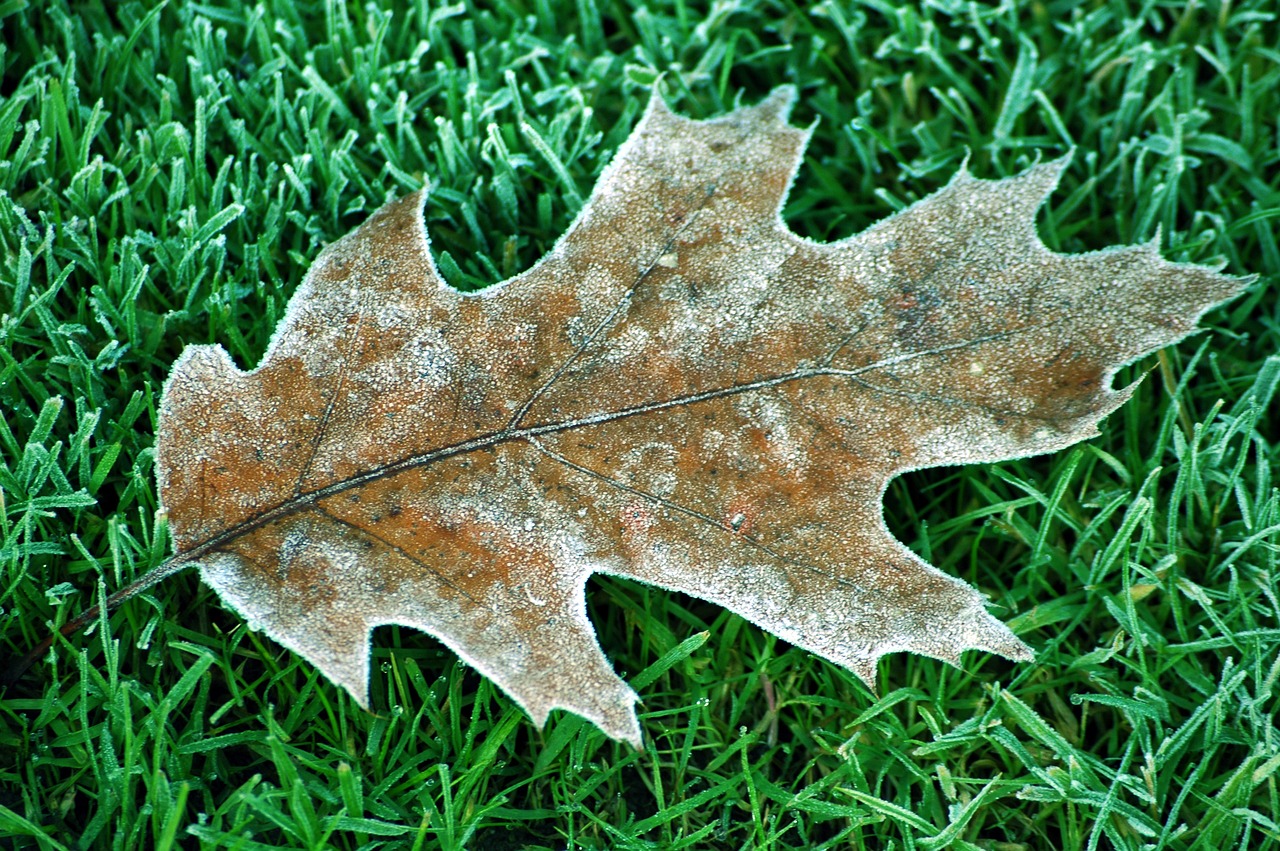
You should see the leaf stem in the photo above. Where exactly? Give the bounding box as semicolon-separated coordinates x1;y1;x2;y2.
0;553;196;690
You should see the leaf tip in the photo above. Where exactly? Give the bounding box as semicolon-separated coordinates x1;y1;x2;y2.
524;688;644;748
325;642;376;714
752;84;799;124
849;657;880;693
1148;222;1163;251
965;607;1036;665
643;82;674;121
1017;149;1072;199
167;342;243;386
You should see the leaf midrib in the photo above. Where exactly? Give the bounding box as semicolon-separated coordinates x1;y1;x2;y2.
177;324;1034;568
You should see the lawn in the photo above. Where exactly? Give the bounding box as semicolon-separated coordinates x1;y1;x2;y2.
1;1;1278;849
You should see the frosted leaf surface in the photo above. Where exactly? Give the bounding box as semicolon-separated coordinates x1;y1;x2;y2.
155;87;1247;746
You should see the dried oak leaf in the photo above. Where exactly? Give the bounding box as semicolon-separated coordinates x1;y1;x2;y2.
156;88;1244;745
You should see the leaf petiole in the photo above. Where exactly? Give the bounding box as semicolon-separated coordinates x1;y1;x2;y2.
1;553;197;689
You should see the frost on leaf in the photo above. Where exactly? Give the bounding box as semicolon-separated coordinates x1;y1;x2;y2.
155;88;1246;746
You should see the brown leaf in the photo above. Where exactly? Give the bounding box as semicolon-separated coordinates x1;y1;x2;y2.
155;88;1245;745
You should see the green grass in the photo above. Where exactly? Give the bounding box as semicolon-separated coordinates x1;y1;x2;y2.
1;0;1278;848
